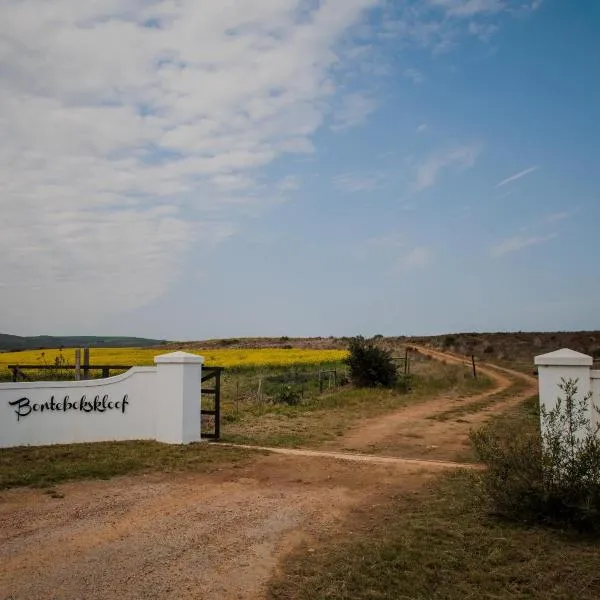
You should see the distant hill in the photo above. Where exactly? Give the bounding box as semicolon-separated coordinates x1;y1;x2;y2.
0;334;167;352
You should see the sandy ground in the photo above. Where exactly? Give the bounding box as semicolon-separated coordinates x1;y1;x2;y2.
0;349;536;600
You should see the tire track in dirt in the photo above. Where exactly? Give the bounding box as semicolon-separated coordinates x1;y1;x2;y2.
221;444;479;470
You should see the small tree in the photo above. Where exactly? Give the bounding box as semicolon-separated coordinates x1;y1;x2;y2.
345;336;397;388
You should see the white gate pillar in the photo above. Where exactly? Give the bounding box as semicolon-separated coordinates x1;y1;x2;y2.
534;348;593;437
154;351;204;444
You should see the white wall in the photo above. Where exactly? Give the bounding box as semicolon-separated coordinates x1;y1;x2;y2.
0;351;204;448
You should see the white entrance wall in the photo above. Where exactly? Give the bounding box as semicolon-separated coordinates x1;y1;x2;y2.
0;351;204;448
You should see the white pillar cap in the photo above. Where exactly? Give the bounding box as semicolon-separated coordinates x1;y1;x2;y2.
154;351;204;365
534;348;592;367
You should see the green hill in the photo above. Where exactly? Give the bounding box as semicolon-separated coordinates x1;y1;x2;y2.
0;334;166;352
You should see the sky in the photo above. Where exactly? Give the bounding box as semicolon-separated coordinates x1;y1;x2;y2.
0;0;599;340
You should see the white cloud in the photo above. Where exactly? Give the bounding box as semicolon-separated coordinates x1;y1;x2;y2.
496;165;539;187
416;123;429;133
331;92;379;131
0;0;380;330
541;211;574;225
404;68;425;84
334;172;384;192
490;234;555;257
277;176;301;192
428;0;506;17
367;233;408;249
467;21;499;41
412;143;481;192
399;246;433;270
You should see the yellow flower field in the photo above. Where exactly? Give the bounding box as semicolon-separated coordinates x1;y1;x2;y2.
0;347;348;378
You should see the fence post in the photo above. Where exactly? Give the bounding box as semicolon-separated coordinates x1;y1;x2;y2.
214;369;221;440
535;348;594;441
75;349;81;381
154;351;204;444
83;348;90;380
472;355;477;379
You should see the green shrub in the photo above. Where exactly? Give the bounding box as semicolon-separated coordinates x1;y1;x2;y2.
276;384;301;406
471;378;600;533
443;335;456;348
344;336;397;388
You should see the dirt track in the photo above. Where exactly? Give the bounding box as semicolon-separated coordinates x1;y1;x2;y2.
0;349;537;600
335;346;536;460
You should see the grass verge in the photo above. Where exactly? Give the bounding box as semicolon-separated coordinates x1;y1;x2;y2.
269;470;600;600
0;441;256;490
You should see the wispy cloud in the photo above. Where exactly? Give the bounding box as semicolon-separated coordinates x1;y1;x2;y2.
496;165;539;187
277;176;301;192
428;0;506;17
366;233;408;249
491;234;555;257
331;93;378;132
416;123;428;133
334;173;384;193
412;143;481;192
541;211;574;225
404;68;425;84
398;246;433;270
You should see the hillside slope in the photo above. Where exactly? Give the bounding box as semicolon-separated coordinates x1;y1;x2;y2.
0;334;166;352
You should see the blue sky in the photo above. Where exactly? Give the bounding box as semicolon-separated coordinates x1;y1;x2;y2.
0;0;598;339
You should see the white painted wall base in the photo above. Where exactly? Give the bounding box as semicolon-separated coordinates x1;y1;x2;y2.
0;351;204;448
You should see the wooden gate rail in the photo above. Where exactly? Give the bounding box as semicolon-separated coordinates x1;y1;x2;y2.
8;364;133;381
201;366;223;440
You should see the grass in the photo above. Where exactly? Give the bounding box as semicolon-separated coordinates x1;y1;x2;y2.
0;441;257;490
269;470;600;600
221;359;493;448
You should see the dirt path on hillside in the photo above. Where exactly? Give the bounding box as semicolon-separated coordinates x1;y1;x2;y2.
0;348;537;600
336;346;537;461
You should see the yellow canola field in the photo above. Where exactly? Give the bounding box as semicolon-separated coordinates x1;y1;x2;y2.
0;347;348;377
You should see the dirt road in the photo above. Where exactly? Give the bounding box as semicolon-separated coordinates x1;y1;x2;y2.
336;346;537;460
0;349;537;600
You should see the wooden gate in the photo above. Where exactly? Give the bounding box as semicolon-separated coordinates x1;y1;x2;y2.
201;366;223;440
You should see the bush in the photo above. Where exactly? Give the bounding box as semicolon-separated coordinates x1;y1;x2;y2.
471;378;600;533
344;336;397;388
443;335;456;348
276;384;300;405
